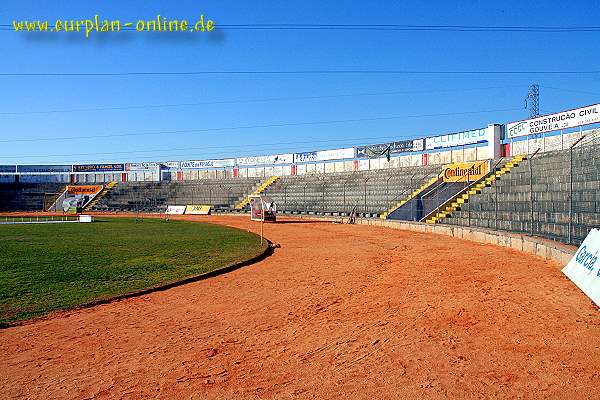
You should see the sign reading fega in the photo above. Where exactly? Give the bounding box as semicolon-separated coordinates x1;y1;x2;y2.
185;205;211;215
442;161;489;182
562;228;600;306
67;185;103;195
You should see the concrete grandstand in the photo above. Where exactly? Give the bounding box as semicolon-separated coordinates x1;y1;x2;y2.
1;103;599;246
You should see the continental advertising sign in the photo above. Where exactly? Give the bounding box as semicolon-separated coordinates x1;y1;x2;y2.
67;185;103;195
442;161;490;182
185;204;212;215
507;103;600;139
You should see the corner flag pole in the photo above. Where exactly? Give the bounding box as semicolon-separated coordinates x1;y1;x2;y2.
261;201;264;245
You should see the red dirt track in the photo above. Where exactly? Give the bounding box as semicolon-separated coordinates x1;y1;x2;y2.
1;215;599;399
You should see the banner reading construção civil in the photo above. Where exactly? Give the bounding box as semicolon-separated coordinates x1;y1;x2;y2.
507;103;600;139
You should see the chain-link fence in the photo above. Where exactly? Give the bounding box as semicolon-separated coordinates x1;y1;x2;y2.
442;131;600;246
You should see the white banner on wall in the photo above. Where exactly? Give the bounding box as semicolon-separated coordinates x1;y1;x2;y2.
162;161;181;170
562;228;600;306
180;159;235;169
507;103;600;139
412;138;424;152
294;147;354;163
236;153;293;166
425;128;488;150
125;162;160;171
165;205;186;215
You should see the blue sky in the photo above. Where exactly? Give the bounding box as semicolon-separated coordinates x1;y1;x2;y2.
1;0;599;165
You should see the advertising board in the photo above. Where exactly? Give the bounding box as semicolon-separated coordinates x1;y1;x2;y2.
442;161;490;182
507;103;600;139
180;159;235;169
294;148;354;163
185;205;212;215
165;205;186;215
562;229;600;306
73;164;124;172
19;164;72;173
125;162;160;171
236;154;293;166
425;128;488;150
0;165;17;173
356;139;424;158
67;185;103;195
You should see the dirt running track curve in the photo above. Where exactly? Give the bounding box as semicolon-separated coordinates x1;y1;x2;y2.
1;215;599;399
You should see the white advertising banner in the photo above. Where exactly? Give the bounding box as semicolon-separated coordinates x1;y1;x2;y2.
162;161;181;170
425;128;488;150
294;148;354;163
180;159;235;169
125;162;160;171
165;205;186;215
507;103;600;139
562;229;600;306
236;153;293;166
412;138;424;152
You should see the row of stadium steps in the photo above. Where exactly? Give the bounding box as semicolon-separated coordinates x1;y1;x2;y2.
234;176;280;210
263;165;441;217
82;181;118;212
425;154;526;224
0;183;65;212
380;173;442;220
89;178;263;213
438;143;600;245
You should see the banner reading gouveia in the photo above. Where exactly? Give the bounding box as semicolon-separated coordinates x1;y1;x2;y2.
507;103;600;139
442;161;490;182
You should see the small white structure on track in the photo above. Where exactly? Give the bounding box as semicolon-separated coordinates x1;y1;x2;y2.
249;195;276;222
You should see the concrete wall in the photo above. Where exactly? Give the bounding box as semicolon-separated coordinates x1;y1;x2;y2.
360;219;575;265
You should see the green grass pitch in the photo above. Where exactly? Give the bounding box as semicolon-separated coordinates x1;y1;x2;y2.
0;218;267;326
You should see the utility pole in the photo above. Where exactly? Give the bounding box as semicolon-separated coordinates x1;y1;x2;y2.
525;84;540;118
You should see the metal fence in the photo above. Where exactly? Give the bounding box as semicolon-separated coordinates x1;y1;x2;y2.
270;168;440;217
442;132;600;246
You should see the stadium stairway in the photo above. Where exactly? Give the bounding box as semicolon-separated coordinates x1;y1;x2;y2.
83;181;117;211
380;173;441;220
234;176;279;210
425;154;527;224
